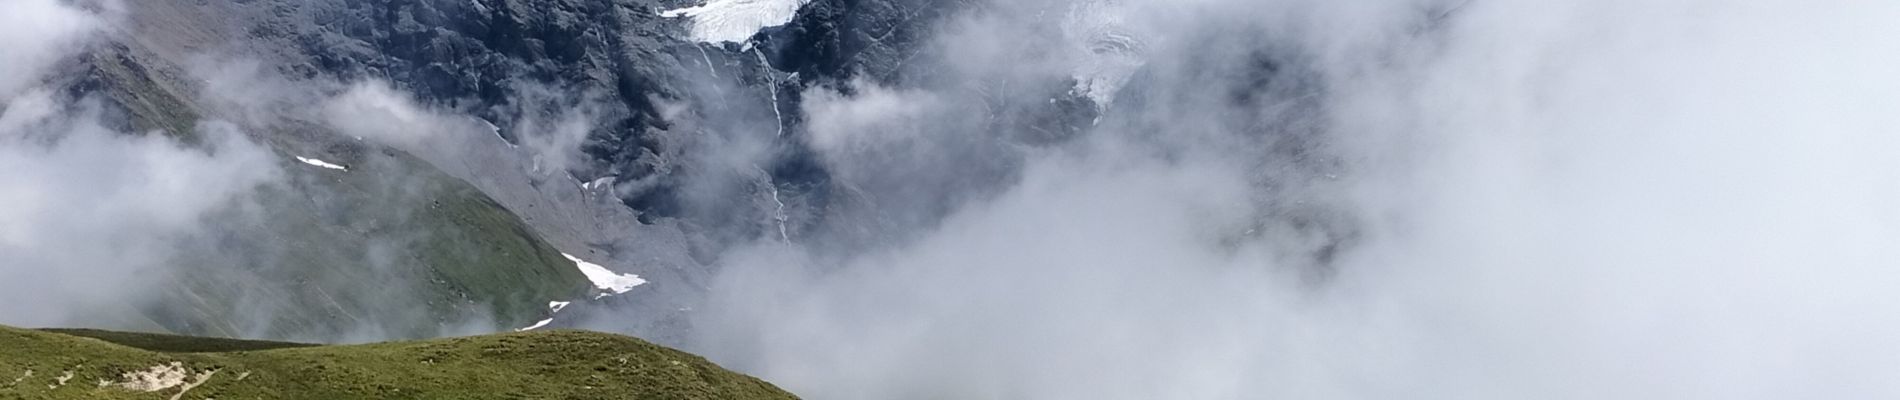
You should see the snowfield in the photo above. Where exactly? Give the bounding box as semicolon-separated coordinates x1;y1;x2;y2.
1062;0;1145;107
660;0;811;44
515;318;555;332
562;253;646;297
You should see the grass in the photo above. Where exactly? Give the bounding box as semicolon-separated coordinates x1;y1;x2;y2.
36;329;314;353
127;148;593;341
69;38;594;340
0;326;798;400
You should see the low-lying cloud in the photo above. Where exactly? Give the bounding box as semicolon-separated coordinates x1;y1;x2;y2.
0;0;596;342
0;0;101;98
322;81;460;149
0;0;284;329
0;91;281;328
2;0;1894;397
686;0;1900;398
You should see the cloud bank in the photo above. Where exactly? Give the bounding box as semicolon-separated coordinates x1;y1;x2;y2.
2;0;1893;397
0;0;102;98
0;1;578;342
0;97;281;328
685;0;1900;398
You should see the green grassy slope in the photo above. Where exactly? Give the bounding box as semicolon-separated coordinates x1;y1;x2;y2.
0;326;798;400
58;42;593;341
144;148;592;340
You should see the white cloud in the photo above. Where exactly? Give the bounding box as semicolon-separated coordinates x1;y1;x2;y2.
0;0;284;329
0;113;282;327
0;0;101;99
801;80;945;159
321;81;448;149
691;0;1900;398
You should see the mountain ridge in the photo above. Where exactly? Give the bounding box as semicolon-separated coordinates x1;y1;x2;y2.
0;325;798;399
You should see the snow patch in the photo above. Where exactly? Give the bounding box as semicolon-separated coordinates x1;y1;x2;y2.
1063;0;1146;107
295;156;348;171
563;253;646;297
515;301;575;331
481;118;519;148
582;176;614;191
515;318;555;332
660;0;811;44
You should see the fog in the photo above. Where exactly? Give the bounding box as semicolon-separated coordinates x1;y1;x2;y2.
0;0;578;341
1;91;281;333
686;0;1900;398
0;0;263;327
0;0;100;98
0;105;282;328
1;0;1896;396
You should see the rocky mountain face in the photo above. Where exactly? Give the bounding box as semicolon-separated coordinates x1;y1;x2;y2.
33;0;1341;347
83;0;997;344
5;0;1369;397
27;33;592;341
27;0;873;344
16;1;1888;398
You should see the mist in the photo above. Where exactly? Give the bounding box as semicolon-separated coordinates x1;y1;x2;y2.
0;0;588;342
684;0;1900;398
0;0;100;98
1;0;1895;396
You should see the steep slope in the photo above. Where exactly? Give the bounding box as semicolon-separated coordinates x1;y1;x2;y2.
0;325;798;399
29;22;595;341
110;0;801;342
77;0;1126;344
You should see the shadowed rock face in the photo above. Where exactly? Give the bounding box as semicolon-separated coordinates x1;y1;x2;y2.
761;0;965;82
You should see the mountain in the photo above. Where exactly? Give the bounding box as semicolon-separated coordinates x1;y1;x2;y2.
12;0;1898;398
0;325;797;399
32;41;595;341
45;0;1002;344
12;0;1338;394
82;0;801;343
